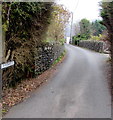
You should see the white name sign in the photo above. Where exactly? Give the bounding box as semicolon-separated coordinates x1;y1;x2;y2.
1;61;15;69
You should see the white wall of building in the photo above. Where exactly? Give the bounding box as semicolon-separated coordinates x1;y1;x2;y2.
66;37;70;44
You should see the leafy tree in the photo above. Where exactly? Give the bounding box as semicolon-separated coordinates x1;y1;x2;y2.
74;22;80;35
2;2;52;43
2;2;53;87
100;1;113;79
46;4;70;44
79;18;91;39
91;20;106;36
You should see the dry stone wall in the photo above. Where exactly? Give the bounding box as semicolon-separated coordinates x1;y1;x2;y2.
78;40;104;52
35;43;64;75
2;43;64;87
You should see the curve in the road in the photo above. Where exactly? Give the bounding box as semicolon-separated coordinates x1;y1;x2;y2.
4;44;111;118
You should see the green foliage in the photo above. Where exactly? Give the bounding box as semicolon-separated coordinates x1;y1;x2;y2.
79;18;91;39
100;2;113;38
59;39;65;45
91;20;106;36
72;33;89;45
73;18;106;43
2;2;47;39
100;2;113;79
90;34;103;41
52;50;66;65
46;4;70;44
2;2;68;88
2;2;53;87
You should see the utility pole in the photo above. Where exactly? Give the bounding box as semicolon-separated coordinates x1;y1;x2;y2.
70;12;73;44
69;0;79;44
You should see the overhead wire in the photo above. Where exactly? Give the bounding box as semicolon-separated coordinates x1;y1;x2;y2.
70;0;79;42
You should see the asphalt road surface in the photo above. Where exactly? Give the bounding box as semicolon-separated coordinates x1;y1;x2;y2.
4;44;111;118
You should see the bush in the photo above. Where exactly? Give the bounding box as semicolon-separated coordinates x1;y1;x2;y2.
2;2;53;87
72;34;89;45
90;34;102;41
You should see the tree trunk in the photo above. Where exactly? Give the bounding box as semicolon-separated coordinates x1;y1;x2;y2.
111;34;113;84
2;30;6;63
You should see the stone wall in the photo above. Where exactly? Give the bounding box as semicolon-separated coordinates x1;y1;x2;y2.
78;40;104;52
2;43;64;87
35;43;64;75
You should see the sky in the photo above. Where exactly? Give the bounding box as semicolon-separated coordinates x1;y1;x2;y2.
57;0;102;22
57;0;103;37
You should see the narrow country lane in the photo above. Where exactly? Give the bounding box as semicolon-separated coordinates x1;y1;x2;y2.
4;44;111;118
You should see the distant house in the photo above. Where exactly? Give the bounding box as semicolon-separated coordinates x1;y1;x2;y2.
66;37;70;44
